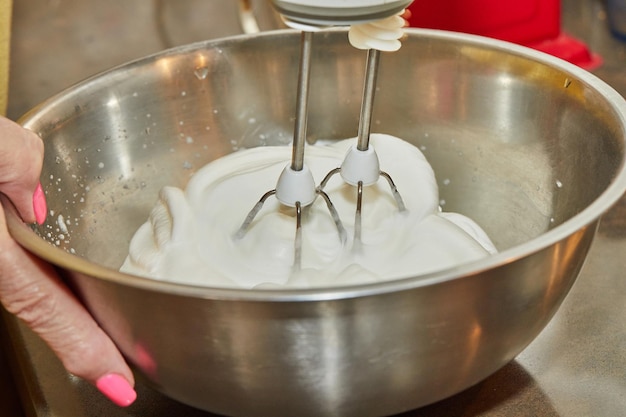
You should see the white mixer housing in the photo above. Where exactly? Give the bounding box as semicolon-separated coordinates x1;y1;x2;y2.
270;0;412;26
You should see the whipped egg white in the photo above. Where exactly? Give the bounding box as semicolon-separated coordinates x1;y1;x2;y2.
121;134;496;289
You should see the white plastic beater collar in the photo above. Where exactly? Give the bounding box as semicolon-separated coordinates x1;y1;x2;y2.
275;163;317;207
340;144;380;186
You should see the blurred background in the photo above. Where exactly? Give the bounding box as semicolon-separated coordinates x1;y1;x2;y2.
6;0;626;121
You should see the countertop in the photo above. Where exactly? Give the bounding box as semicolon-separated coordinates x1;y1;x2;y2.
2;0;626;416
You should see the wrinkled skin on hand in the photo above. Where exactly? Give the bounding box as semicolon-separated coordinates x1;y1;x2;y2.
0;116;135;404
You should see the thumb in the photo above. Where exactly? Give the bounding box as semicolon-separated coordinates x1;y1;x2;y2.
0;203;136;406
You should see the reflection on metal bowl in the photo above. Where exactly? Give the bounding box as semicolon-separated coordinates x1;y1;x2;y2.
6;29;626;416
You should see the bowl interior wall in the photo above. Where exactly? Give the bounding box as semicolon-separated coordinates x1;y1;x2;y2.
27;31;624;269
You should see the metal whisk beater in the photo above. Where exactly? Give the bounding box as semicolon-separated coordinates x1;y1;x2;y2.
318;46;406;247
235;31;347;271
236;8;408;269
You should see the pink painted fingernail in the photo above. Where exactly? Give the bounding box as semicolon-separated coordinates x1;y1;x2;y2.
32;183;47;225
96;374;137;407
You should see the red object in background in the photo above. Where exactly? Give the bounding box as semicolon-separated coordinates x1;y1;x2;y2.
407;0;602;70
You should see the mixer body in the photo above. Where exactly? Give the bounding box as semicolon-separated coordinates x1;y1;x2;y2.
270;0;412;25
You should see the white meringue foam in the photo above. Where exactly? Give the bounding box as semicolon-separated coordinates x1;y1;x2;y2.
348;13;405;51
121;134;497;289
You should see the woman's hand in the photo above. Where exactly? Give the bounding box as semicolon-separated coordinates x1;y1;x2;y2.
0;116;136;407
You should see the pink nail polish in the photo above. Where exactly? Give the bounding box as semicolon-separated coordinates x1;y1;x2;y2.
96;374;137;407
32;183;47;225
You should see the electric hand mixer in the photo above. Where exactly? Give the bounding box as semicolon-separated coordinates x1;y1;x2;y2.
236;0;412;270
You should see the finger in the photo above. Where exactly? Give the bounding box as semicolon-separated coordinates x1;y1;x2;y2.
0;204;136;406
0;117;44;224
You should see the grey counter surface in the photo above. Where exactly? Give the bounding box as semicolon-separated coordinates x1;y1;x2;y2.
3;0;625;416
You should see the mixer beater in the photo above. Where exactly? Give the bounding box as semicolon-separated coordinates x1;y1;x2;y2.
236;0;412;270
235;30;346;271
318;16;408;248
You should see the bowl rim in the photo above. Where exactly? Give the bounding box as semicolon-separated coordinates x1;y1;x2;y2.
8;28;626;302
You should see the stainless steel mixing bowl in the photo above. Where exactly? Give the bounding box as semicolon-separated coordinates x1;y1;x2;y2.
6;29;626;416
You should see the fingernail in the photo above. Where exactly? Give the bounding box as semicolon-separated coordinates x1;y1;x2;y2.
96;374;137;407
32;183;47;225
